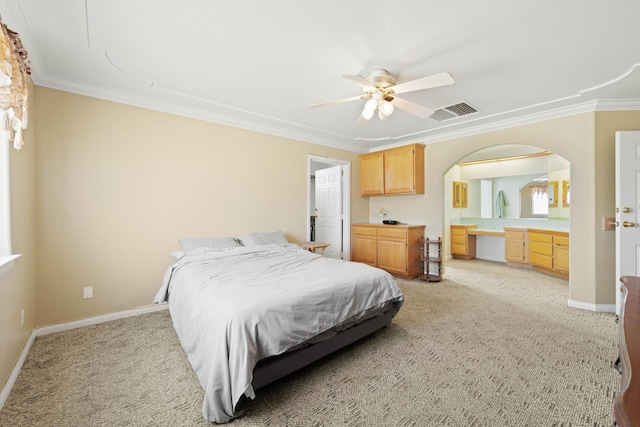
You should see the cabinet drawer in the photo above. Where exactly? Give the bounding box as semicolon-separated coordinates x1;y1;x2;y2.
530;253;553;269
451;243;468;255
505;231;524;240
529;240;553;256
451;234;467;245
353;226;377;237
529;233;552;244
554;235;569;246
451;228;467;236
378;227;408;239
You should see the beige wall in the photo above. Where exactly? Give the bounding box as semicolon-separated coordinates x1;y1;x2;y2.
369;111;640;308
3;82;638;394
34;87;368;326
0;82;37;392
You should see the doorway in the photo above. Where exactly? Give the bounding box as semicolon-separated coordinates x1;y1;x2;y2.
307;155;351;260
444;144;570;267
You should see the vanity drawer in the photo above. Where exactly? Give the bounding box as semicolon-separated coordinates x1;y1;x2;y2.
451;234;467;245
554;235;569;246
530;253;553;269
378;228;408;239
529;233;553;244
529;240;553;256
353;226;377;237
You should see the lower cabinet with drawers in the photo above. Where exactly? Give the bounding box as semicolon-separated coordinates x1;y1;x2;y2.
451;224;477;260
352;223;425;279
528;229;569;279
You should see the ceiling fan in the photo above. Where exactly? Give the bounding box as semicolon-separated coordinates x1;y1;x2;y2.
309;69;454;124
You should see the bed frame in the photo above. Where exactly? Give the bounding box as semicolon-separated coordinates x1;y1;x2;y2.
252;310;393;390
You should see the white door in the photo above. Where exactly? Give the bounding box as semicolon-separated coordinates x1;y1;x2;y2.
615;131;640;314
315;165;342;259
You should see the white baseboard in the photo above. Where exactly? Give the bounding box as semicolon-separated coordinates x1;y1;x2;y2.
0;303;169;411
34;303;169;337
568;299;616;313
0;330;35;411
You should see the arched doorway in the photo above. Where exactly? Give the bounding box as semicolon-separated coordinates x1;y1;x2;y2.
444;144;570;272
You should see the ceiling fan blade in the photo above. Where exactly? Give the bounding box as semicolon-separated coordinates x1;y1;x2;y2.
390;96;435;119
308;94;366;109
391;72;454;95
343;74;377;92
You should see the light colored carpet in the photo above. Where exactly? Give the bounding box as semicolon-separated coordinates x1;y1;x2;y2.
0;259;619;426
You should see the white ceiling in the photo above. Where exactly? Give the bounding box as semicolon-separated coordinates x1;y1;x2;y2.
1;0;640;153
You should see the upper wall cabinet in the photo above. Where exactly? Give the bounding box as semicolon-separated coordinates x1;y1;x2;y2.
359;144;425;196
452;181;468;208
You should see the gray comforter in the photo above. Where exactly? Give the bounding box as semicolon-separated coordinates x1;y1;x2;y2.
154;243;404;423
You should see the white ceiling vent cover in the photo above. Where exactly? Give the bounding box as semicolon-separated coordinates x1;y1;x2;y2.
432;102;479;122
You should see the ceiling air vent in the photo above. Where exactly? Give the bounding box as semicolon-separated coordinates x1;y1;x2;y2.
431;102;479;122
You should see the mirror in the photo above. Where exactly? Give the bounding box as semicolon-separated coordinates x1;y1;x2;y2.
452;144;570;220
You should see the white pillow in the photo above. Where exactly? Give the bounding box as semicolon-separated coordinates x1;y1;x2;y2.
178;237;241;252
238;231;288;246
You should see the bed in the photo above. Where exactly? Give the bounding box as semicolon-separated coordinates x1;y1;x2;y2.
153;231;404;423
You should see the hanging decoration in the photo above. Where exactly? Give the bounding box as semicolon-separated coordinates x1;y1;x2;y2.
0;20;30;150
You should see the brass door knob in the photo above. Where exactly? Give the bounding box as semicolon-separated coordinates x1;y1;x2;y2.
623;221;635;228
609;220;619;227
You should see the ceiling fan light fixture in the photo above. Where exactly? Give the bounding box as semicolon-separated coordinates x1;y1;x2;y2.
379;100;394;116
362;99;377;120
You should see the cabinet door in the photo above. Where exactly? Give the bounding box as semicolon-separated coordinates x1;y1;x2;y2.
385;146;414;194
352;234;377;266
461;182;468;208
452;181;461;208
554;245;569;273
359;152;384;196
505;232;525;262
553;235;570;273
377;238;408;275
385;145;426;194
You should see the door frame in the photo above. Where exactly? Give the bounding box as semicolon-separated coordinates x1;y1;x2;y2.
307;155;351;260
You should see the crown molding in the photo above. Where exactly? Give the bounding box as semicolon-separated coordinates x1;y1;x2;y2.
31;73;640;156
368;98;640;152
31;74;368;153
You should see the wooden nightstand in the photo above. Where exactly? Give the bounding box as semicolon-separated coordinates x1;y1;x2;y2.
299;241;330;255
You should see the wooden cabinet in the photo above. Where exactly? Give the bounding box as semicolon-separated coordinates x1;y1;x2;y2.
529;232;553;269
452;181;468;208
352;223;425;279
504;228;529;267
553;234;570;274
614;276;640;427
450;224;477;260
528;230;569;279
359;144;424;196
352;225;378;265
359;152;385;196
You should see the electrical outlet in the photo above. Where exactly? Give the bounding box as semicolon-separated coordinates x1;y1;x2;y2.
83;286;93;299
21;309;24;327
